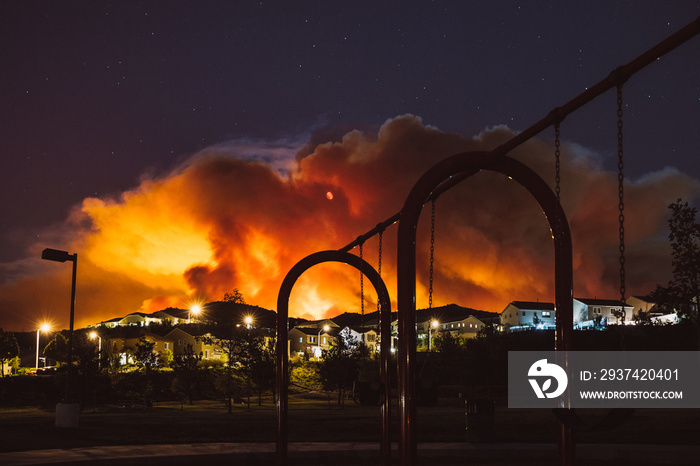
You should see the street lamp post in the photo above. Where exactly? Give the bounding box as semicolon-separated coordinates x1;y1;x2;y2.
41;248;77;401
36;324;50;370
89;331;102;369
189;304;201;324
244;316;253;329
428;319;439;352
317;324;330;357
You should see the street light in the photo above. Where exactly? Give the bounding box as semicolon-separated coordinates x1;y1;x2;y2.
317;325;330;356
41;248;77;401
36;324;50;371
89;331;102;369
189;304;201;324
428;319;439;351
244;315;253;329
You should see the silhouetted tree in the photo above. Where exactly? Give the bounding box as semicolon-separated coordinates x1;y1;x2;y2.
171;343;202;405
651;199;700;348
248;336;276;405
133;336;159;371
223;288;246;304
131;336;160;407
0;329;19;377
319;333;360;406
43;332;69;366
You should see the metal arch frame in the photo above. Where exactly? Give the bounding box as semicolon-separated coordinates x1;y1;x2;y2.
276;250;393;466
396;151;574;465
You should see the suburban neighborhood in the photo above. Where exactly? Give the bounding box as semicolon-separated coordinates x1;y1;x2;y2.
2;293;681;377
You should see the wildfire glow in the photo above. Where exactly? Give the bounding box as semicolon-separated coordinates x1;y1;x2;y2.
1;115;697;331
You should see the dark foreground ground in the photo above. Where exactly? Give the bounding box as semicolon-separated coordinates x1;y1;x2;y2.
2;393;700;465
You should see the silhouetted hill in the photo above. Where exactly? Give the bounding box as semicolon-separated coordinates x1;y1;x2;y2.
201;301;277;330
415;303;499;324
326;304;498;328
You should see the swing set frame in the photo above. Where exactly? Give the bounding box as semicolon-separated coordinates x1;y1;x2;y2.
274;16;700;466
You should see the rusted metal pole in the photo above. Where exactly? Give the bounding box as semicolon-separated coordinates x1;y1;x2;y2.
275;250;392;466
396;152;573;465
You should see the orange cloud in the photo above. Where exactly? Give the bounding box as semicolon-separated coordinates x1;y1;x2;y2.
1;115;698;331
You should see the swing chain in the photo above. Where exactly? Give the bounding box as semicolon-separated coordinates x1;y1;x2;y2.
617;84;626;320
359;243;365;316
554;122;561;203
429;199;435;309
377;230;383;312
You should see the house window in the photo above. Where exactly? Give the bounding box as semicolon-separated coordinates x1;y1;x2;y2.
522;311;526;316
299;337;303;343
204;350;210;359
593;307;601;315
164;342;171;350
309;336;316;343
367;334;376;342
322;336;327;344
542;311;551;318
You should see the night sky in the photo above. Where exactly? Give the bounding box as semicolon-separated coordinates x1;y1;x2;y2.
2;2;699;331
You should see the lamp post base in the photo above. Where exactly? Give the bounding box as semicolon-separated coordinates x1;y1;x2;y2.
55;403;80;428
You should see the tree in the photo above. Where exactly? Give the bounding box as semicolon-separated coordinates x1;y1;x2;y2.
0;329;20;377
651;199;700;348
201;327;251;413
171;344;202;405
248;336;276;405
531;314;541;327
223;288;246;304
131;336;161;407
318;333;360;406
43;332;69;366
133;336;160;371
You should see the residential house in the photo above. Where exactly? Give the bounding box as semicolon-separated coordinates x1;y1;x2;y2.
288;326;334;358
94;317;124;328
439;314;487;339
293;318;339;330
106;328;172;366
573;298;634;328
340;326;378;352
163;328;220;361
96;312;163;328
154;309;188;325
626;295;659;318
500;301;556;330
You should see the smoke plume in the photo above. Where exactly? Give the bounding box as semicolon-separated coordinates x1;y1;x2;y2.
1;115;697;330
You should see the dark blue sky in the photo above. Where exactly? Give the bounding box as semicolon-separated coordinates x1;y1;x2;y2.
2;2;699;263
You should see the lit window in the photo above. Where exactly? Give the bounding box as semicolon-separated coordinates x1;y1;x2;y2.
299;337;303;343
542;311;551;317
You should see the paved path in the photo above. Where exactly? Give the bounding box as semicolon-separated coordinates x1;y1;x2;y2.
2;442;699;465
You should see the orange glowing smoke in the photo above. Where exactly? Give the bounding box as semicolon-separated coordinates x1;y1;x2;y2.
0;115;698;331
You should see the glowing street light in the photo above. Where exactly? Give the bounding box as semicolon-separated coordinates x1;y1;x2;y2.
36;324;50;371
428;319;439;351
189;304;202;324
41;248;77;401
244;315;254;329
318;324;330;352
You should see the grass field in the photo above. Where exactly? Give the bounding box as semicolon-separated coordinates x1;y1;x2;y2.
2;392;700;454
